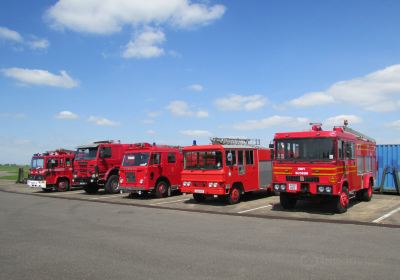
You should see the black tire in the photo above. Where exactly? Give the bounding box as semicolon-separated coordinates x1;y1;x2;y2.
280;193;297;210
105;175;119;194
56;179;69;192
227;186;241;205
155;181;169;198
193;193;206;202
84;184;99;194
360;181;373;202
334;186;349;213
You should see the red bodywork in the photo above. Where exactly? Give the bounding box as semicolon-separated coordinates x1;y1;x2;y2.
27;150;75;191
119;143;183;196
72;141;131;190
272;125;376;209
180;144;272;202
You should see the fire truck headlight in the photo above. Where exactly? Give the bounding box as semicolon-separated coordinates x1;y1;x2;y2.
213;182;218;188
73;174;77;178
139;179;144;184
280;184;286;191
325;186;332;193
318;186;325;193
274;184;280;191
119;178;124;184
208;182;213;188
91;173;96;178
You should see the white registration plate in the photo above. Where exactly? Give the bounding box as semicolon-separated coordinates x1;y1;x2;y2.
288;184;297;191
194;189;205;194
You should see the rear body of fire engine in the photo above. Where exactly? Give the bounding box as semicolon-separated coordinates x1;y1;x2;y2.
119;143;183;198
272;122;376;213
27;149;75;192
72;141;130;194
180;138;273;204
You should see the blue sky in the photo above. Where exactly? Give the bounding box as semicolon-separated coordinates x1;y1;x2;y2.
1;0;400;164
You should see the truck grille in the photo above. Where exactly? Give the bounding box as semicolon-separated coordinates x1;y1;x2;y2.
286;176;319;183
126;172;136;183
28;174;44;180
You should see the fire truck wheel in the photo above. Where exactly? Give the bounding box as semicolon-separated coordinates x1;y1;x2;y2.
56;179;69;192
193;193;206;203
279;193;297;210
155;181;169;198
359;181;373;202
84;184;99;194
227;187;241;204
105;175;120;194
334;187;349;213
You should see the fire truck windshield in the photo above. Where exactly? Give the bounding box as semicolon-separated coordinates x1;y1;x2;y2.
276;138;335;161
184;151;223;170
31;157;44;168
122;152;149;167
75;147;98;160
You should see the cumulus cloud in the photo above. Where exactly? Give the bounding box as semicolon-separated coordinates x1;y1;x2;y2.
88;116;119;126
215;94;267;111
166;100;208;118
0;26;49;50
0;26;23;42
46;0;226;33
180;130;212;137
187;84;204;92
55;111;79;120
233;115;309;131
324;114;362;127
287;65;400;112
1;68;78;88
123;28;165;58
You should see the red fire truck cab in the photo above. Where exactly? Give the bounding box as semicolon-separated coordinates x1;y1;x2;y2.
119;143;183;198
180;138;273;204
272;122;376;213
27;149;75;192
72;140;130;194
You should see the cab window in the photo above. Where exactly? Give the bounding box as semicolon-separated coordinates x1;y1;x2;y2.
150;153;161;165
168;153;176;163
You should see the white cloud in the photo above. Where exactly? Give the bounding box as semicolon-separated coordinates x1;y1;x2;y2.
46;0;226;34
0;26;23;42
188;84;203;92
215;94;267;111
147;111;161;118
2;68;78;88
166;100;208;118
233;115;309;131
288;92;335;107
146;130;156;135
0;113;26;119
325;115;362;127
55;111;79;120
180;130;212;137
142;119;155;125
287;65;400;112
88;116;119;126
28;38;50;50
123;28;165;59
386;120;400;129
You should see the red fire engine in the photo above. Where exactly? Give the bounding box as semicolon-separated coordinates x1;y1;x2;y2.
272;122;376;213
27;149;75;192
72;140;131;194
119;143;183;198
180;138;273;204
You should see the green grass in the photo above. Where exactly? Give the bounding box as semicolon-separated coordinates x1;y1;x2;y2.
0;165;29;181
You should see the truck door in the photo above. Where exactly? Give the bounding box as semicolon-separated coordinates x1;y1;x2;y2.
238;150;245;175
149;152;162;186
166;152;178;185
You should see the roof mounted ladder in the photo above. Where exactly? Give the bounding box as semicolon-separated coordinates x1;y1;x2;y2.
210;137;260;146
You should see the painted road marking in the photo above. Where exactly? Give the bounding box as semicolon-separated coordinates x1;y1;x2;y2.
150;199;189;206
372;206;400;223
238;204;272;214
47;191;86;196
89;194;126;200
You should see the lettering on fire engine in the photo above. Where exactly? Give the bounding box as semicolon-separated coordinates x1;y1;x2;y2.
295;167;308;175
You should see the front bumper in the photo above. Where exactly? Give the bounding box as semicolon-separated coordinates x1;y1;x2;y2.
180;186;226;195
119;185;153;193
27;180;46;189
72;177;98;186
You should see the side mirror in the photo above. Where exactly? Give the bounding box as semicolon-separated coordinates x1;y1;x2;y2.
269;144;274;149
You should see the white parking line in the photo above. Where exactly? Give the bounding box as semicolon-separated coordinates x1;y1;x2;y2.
238;204;272;214
89;194;126;200
47;191;86;196
150;199;189;206
372;206;400;223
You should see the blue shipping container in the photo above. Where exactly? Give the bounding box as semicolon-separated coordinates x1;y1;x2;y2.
376;144;400;191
